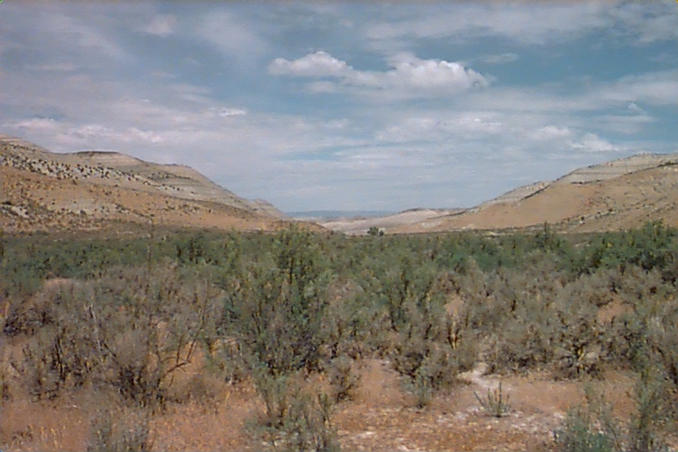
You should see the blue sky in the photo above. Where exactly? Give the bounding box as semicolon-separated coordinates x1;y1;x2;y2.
1;1;677;212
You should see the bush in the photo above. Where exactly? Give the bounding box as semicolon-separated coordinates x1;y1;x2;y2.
555;368;672;452
367;226;384;237
250;372;340;452
555;407;616;452
220;227;333;375
3;221;678;437
327;356;360;402
474;382;511;417
8;264;217;407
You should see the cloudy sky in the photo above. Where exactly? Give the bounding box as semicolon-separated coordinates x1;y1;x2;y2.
1;1;677;212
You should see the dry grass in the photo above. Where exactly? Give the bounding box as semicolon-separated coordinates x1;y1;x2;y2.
0;398;90;451
0;360;671;452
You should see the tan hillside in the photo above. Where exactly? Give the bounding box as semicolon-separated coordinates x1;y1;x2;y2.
317;152;678;235
391;152;678;234
478;181;550;208
0;135;288;234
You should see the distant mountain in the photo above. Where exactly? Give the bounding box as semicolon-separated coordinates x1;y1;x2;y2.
0;135;288;234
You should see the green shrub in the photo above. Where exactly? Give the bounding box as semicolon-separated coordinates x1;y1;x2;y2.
251;372;340;452
555;369;672;452
220;227;333;375
555;407;616;452
474;382;511;417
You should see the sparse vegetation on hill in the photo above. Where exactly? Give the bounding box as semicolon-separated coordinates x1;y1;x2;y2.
0;135;286;234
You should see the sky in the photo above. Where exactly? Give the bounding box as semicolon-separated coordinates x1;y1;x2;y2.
1;1;677;212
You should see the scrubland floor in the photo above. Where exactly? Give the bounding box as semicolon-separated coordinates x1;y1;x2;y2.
1;359;654;452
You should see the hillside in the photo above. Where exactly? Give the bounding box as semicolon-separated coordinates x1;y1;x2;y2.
323;152;678;234
0;135;286;234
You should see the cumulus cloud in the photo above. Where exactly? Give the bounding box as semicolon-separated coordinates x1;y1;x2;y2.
380;53;488;91
270;51;488;98
571;133;619;153
269;51;350;77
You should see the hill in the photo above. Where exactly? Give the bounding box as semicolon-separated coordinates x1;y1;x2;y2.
0;135;287;234
323;152;678;234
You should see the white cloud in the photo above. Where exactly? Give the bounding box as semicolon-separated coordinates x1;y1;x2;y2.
627;102;644;114
10;117;60;131
531;125;572;141
453;69;678;117
600;70;678;106
270;51;488;99
571;133;619;153
128;127;164;144
609;2;678;44
596;113;654;134
47;12;126;59
365;3;609;44
375;112;503;143
364;2;677;48
56;123;165;145
215;108;247;117
380;53;488;91
269;51;350;77
142;14;176;37
325;119;349;129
